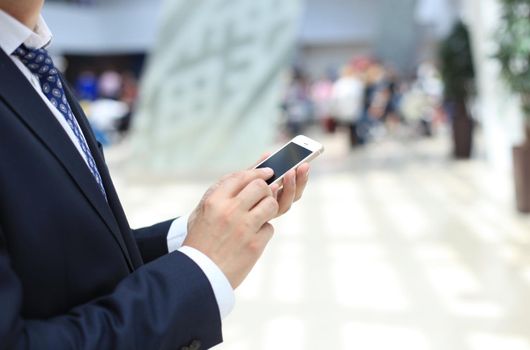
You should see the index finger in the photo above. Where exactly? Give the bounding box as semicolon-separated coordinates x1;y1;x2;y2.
219;168;274;197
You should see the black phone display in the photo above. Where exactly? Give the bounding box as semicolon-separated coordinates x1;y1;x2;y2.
256;142;312;185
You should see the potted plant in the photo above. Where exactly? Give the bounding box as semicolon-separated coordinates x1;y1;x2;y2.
497;0;530;213
439;21;476;159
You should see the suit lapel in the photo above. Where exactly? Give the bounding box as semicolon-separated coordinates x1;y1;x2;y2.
63;81;143;269
0;49;134;270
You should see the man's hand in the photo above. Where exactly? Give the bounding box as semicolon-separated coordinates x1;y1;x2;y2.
183;168;280;289
253;153;311;218
274;163;310;217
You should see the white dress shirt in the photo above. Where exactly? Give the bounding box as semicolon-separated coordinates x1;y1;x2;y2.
0;10;234;319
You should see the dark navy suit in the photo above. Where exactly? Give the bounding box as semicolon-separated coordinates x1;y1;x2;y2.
0;48;222;349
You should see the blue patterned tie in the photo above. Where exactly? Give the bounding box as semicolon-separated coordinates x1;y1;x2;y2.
13;44;107;198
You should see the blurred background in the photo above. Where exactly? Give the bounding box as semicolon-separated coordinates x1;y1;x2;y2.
43;0;530;349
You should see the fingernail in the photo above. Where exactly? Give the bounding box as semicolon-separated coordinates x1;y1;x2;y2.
261;167;274;175
271;184;280;198
305;169;310;179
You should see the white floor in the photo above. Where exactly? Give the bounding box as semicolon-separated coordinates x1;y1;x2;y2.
108;129;530;350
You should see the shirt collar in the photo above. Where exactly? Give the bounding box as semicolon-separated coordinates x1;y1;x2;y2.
0;10;53;55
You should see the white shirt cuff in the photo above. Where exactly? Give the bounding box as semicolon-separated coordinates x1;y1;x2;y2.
167;215;190;253
178;246;235;320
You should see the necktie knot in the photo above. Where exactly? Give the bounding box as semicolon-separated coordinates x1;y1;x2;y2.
13;45;58;78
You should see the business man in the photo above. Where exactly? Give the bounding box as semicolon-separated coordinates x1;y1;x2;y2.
0;1;311;349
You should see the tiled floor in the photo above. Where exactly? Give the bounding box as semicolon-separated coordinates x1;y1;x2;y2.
108;129;530;350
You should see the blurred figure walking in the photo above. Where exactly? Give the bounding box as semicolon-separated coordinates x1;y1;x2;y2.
331;65;365;146
283;70;313;137
311;73;335;133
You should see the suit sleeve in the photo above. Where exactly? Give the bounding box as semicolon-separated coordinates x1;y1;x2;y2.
133;219;175;263
0;227;223;350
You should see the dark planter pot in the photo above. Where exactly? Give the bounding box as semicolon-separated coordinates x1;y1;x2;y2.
513;145;530;213
322;117;337;134
452;116;474;159
449;98;474;159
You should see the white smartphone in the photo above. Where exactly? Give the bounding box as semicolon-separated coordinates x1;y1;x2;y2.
255;135;324;185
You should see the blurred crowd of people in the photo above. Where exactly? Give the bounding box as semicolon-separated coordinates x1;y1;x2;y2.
281;58;446;147
74;69;139;145
70;56;447;149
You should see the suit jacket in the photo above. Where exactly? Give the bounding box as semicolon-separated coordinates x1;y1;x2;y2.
0;49;222;350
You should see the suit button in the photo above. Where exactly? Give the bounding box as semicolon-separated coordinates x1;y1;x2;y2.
181;340;201;350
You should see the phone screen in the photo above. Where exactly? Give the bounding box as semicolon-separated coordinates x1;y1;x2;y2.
257;142;312;185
